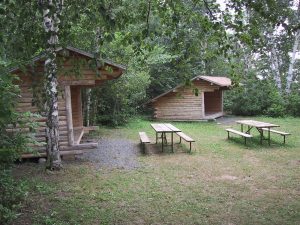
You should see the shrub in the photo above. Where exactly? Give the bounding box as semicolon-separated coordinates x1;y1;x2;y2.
225;77;287;117
286;91;300;117
0;73;32;224
264;103;286;117
0;169;28;224
89;70;150;126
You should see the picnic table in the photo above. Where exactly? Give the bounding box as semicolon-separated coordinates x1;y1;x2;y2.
235;120;279;145
150;123;181;152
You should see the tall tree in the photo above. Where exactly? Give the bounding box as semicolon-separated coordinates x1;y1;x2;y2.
286;1;300;94
38;0;64;170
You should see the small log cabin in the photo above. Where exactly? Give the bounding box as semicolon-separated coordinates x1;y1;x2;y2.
148;76;231;120
8;46;125;158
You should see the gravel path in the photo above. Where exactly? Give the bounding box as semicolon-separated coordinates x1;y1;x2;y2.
216;115;245;125
78;138;140;170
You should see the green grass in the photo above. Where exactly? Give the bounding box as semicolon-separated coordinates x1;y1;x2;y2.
13;116;300;225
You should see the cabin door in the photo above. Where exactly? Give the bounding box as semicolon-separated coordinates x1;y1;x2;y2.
204;90;222;117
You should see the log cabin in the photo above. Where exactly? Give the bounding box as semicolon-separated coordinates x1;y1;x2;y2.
148;76;231;120
8;46;125;158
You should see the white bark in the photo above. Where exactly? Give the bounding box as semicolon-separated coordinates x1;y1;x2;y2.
270;42;282;91
286;30;300;94
40;0;64;170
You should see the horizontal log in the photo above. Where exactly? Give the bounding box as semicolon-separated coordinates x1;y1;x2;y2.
59;126;68;131
16;107;38;112
20;93;33;98
60;80;95;86
18;97;33;103
59;141;69;146
60;143;98;151
6;128;30;133
21;150;85;159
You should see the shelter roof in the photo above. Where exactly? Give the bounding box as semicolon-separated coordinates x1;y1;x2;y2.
196;76;231;87
8;46;126;73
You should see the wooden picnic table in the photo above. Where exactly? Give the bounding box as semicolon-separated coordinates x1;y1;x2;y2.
150;123;181;152
235;120;279;145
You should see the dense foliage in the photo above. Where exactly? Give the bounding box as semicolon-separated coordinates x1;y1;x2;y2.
1;0;300;126
0;74;31;224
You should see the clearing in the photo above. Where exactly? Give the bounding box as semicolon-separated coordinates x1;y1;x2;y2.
13;116;300;225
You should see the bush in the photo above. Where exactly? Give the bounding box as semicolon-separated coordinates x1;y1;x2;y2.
264;103;286;117
286;91;300;117
0;169;28;224
225;77;287;117
0;73;32;224
89;70;150;126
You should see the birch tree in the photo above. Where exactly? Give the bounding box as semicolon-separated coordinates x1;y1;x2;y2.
286;1;300;94
39;0;64;170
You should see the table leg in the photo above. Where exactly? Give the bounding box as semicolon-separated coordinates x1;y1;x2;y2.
260;129;263;145
171;132;174;153
268;128;270;146
241;124;243;132
156;132;158;144
162;133;164;152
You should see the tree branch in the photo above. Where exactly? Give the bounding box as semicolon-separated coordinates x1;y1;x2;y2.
146;0;151;37
203;0;217;20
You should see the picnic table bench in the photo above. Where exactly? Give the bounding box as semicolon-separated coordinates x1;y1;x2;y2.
226;128;253;145
261;128;291;144
139;132;151;151
176;132;195;152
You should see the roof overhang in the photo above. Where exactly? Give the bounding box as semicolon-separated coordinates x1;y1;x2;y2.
8;46;126;74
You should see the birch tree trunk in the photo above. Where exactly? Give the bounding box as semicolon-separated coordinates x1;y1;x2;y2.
86;27;102;126
286;30;300;94
270;44;282;91
39;0;64;170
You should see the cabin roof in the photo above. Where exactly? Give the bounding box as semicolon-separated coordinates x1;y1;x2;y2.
196;76;231;87
148;75;231;103
8;46;126;73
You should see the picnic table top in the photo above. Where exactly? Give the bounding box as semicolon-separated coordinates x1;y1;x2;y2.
235;120;279;128
150;123;181;132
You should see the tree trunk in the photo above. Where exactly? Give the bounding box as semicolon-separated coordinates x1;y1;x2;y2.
270;44;282;91
40;0;64;170
285;2;300;94
285;30;300;94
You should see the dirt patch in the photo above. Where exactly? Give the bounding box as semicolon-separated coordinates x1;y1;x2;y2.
216;175;238;181
78;138;141;170
216;115;247;125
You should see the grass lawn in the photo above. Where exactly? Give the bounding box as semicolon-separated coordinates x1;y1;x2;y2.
13;116;300;225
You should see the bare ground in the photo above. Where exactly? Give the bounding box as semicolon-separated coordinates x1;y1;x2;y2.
78;138;141;170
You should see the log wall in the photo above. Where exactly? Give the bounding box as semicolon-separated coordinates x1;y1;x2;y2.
10;50;123;157
13;75;69;152
152;79;222;120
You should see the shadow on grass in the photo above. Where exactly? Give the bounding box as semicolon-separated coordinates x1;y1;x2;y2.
142;142;192;155
226;135;293;150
